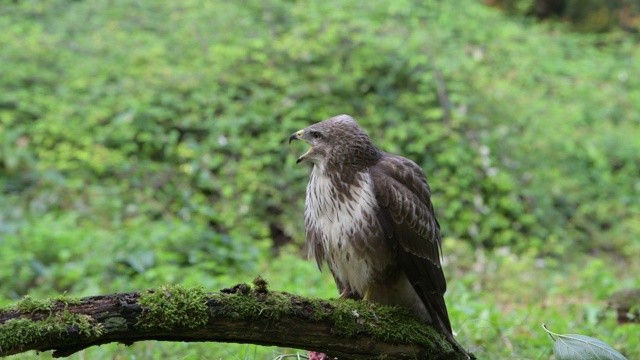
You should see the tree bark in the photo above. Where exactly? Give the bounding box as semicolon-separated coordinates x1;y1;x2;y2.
0;281;472;359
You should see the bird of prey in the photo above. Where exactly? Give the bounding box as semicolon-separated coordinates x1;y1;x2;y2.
290;114;464;352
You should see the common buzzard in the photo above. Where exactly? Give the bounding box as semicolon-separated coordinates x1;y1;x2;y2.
290;115;465;353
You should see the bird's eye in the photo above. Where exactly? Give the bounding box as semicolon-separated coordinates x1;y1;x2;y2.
311;132;322;140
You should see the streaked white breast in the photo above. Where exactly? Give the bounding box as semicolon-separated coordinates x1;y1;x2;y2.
304;165;379;295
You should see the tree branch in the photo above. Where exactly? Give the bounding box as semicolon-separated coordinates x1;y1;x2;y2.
0;280;472;359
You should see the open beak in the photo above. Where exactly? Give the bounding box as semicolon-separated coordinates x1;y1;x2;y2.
289;130;313;164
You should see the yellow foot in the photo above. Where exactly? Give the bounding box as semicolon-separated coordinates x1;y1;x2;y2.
363;286;372;301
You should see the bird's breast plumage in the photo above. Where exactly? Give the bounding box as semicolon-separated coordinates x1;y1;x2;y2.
304;165;392;296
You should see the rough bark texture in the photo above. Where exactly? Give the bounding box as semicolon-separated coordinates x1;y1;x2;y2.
0;281;473;359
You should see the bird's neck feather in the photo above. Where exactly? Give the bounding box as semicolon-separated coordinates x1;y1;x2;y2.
319;144;380;180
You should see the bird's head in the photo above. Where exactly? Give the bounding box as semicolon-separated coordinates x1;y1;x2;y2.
289;114;379;167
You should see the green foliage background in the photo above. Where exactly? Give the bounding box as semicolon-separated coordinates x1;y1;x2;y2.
1;0;638;358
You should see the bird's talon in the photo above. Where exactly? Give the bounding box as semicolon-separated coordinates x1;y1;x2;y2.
363;287;372;301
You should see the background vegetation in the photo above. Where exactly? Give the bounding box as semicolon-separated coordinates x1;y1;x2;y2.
485;0;640;33
1;0;638;358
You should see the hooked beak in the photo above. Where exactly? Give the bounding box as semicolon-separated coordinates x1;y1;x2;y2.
289;130;303;144
289;130;312;164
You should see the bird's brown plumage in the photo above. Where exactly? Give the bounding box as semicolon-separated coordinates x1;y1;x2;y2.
290;114;462;350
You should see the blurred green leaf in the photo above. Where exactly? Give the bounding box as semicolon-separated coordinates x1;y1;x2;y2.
544;325;627;360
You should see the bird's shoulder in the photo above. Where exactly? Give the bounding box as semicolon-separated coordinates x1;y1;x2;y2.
369;152;432;205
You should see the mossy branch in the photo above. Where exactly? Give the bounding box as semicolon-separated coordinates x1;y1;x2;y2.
0;279;472;359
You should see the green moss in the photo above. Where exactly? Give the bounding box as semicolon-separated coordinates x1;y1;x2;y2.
64;311;105;338
16;296;56;314
325;298;447;353
0;308;104;353
53;293;82;306
0;318;55;351
1;294;82;316
136;284;210;330
216;283;305;321
251;291;294;319
252;276;269;294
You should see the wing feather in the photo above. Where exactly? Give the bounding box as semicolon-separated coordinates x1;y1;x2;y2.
371;155;442;261
371;153;452;333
